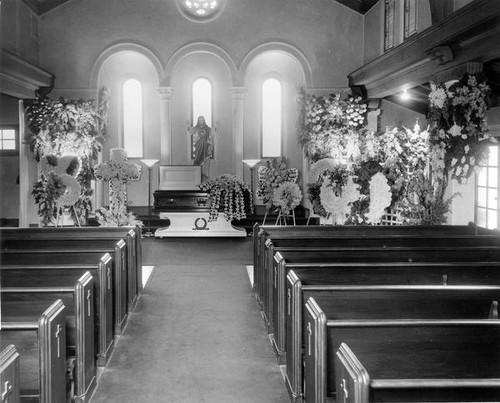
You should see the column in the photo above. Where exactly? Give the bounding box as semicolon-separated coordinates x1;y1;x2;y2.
230;86;246;178
366;99;381;132
158;87;173;165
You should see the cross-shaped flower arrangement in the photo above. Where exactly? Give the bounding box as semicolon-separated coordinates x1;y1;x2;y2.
94;148;142;226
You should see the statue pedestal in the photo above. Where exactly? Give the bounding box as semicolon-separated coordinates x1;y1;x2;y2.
155;212;246;238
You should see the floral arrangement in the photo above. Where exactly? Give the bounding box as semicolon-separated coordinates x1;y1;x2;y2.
26;88;109;225
427;74;494;183
365;172;392;224
272;182;302;215
320;175;361;224
199;174;253;221
32;154;82;226
307;160;352;218
95;206;143;227
94;148;142;227
297;87;368;162
256;157;298;211
94;149;142;181
304;121;452;225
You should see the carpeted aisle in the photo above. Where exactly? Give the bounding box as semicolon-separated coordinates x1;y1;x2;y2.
89;237;290;403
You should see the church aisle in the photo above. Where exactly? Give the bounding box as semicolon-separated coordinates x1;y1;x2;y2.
89;237;290;403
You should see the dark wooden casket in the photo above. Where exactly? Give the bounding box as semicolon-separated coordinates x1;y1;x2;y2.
153;190;210;212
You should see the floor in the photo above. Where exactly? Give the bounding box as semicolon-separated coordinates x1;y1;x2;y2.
89;237;290;403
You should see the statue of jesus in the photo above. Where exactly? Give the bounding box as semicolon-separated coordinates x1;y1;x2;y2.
188;116;216;180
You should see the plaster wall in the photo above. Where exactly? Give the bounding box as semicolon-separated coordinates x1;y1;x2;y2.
38;0;363;89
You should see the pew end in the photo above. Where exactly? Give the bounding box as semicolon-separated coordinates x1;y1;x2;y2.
335;343;370;403
1;299;67;403
0;345;21;403
335;342;500;403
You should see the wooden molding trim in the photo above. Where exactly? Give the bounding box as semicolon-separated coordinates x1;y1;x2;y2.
0;48;54;99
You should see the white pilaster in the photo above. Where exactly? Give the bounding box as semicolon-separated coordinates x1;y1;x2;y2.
230;87;246;177
158;87;173;165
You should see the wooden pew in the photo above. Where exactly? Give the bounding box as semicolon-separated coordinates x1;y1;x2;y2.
1;236;137;312
0;299;67;403
334;330;500;403
0;345;20;403
283;265;500;397
258;233;500;327
263;235;500;305
1;253;115;365
305;297;500;403
1;225;143;303
269;246;500;356
286;277;500;400
251;222;483;302
1;272;96;403
2;246;128;335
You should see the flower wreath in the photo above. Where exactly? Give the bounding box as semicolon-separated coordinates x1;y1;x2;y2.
272;182;302;215
256;157;298;211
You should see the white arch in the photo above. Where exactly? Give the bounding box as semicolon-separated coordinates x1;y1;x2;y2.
89;41;165;88
163;42;240;86
239;41;313;87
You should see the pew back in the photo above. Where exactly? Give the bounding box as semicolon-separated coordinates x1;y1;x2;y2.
1;272;96;402
0;225;142;293
252;222;482;299
2;247;128;335
1;237;134;312
285;267;500;398
305;297;500;403
335;330;500;402
0;299;67;403
270;248;500;357
1;254;114;366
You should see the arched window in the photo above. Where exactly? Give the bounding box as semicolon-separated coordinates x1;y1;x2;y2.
262;78;282;157
122;78;143;158
192;77;212;126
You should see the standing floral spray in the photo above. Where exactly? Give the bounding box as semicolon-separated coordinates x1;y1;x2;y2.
297;87;368;163
32;154;82;226
256;157;299;212
427;74;494;183
26;88;109;225
199;174;253;221
272;182;302;215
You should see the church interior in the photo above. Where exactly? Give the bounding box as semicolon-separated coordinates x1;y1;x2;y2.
2;0;500;402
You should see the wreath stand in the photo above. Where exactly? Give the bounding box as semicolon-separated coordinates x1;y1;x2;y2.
275;208;296;226
55;205;81;227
